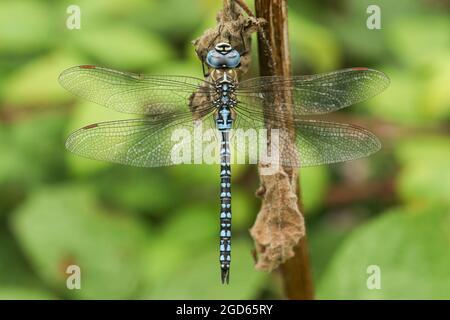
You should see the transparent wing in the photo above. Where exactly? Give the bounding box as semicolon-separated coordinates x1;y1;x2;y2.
236;68;390;117
65;112;219;167
233;110;381;167
292;119;381;167
59;65;215;116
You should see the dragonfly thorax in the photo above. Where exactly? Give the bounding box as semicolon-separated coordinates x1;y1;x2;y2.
211;69;237;131
210;68;238;83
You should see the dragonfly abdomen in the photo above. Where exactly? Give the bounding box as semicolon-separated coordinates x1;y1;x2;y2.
213;72;237;284
219;133;232;284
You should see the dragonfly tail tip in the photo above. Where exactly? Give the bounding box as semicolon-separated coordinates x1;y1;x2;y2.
221;268;230;284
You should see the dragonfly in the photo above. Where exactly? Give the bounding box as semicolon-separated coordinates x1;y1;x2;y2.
59;42;389;284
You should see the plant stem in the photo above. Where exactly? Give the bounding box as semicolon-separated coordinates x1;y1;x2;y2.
254;0;314;300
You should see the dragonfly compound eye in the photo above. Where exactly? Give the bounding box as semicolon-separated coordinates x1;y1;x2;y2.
206;49;241;69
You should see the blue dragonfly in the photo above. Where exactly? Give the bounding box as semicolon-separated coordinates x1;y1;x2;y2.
59;42;389;284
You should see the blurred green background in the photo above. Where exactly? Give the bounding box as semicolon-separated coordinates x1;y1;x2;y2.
0;0;449;299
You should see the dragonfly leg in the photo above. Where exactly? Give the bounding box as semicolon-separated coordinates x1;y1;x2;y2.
202;60;210;77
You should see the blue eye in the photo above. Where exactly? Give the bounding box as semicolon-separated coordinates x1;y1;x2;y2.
206;49;241;68
206;50;222;68
225;50;240;68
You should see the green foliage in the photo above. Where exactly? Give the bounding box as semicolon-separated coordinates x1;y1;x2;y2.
95;168;180;214
0;225;43;289
0;0;53;54
0;0;448;300
11;186;148;299
0;115;66;188
395;136;450;206
143;240;267;299
300;166;330;214
0;287;56;300
289;12;341;72
3;52;81;106
308;221;351;282
72;25;173;70
317;207;450;299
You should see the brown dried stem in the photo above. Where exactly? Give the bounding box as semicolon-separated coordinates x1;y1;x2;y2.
252;0;314;300
233;0;256;17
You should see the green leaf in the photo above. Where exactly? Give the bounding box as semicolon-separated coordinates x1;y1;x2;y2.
364;67;430;125
143;239;267;299
398;161;450;207
387;17;450;68
168;164;220;186
140;205;216;288
0;115;66;187
72;24;172;70
308;222;350;282
300;166;330;213
168;164;247;187
3;51;81;106
0;225;43;288
331;0;422;61
162;205;217;247
139;204;266;299
151;60;203;79
0;0;52;54
231;186;258;230
0;287;56;300
11;185;147;299
318;207;450;299
95;168;179;214
136;0;208;41
289;12;341;72
68;0;150;20
422;61;450;123
395;136;450;164
395;136;450;206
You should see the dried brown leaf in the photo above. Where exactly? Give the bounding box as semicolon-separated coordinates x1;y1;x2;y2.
250;167;305;271
192;0;265;77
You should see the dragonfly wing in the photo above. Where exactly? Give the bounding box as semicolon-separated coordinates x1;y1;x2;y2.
237;68;390;117
232;113;380;167
59;65;215;115
65;113;219;167
291;120;381;167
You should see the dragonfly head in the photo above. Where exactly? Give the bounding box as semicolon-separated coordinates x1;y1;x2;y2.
206;42;241;69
